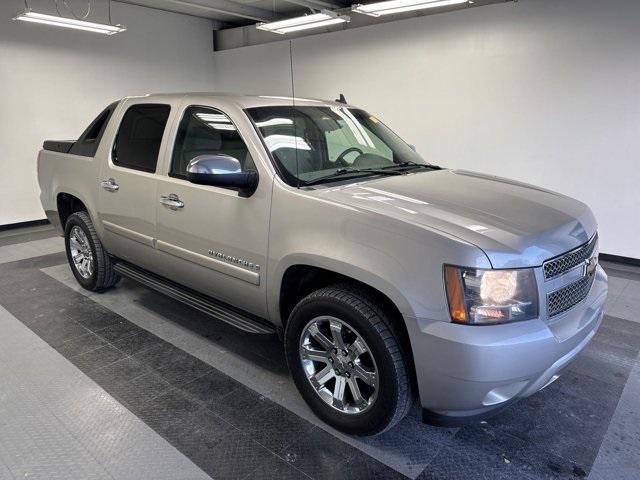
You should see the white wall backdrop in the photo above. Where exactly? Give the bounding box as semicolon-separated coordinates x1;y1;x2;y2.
0;0;216;227
212;0;640;259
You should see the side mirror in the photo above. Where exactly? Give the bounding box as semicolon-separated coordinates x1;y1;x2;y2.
186;154;258;197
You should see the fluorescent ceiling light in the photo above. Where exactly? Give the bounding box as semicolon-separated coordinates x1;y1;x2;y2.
352;0;468;17
255;118;294;127
207;123;237;131
264;135;312;151
256;10;349;35
13;10;126;35
196;113;231;123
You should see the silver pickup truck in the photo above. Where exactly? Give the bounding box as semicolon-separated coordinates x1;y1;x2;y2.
38;93;607;435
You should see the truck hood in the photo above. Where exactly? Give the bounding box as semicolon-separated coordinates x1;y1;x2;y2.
314;169;597;268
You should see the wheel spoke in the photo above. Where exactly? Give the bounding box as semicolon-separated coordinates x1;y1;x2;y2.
69;237;81;251
332;376;347;409
307;323;335;351
348;338;367;360
353;364;377;387
347;377;367;409
329;320;347;351
301;345;330;363
311;365;334;389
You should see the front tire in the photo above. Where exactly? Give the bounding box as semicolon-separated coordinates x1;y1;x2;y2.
64;211;120;291
285;284;412;436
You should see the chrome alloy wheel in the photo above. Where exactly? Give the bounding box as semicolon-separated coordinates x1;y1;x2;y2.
69;226;94;279
299;316;379;414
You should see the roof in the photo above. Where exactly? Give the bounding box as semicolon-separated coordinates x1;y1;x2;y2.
122;92;354;109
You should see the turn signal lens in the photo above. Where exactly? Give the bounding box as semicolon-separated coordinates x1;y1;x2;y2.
444;265;538;325
444;266;467;322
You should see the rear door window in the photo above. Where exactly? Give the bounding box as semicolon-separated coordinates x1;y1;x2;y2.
112;104;171;173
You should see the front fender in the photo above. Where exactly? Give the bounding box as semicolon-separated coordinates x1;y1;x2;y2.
267;253;417;327
266;182;491;329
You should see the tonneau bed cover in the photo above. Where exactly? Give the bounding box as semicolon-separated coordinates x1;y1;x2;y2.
43;140;76;154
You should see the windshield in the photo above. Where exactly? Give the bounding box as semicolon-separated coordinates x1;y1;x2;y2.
247;106;430;186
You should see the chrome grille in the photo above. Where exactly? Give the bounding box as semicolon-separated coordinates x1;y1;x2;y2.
547;273;595;317
543;234;598;281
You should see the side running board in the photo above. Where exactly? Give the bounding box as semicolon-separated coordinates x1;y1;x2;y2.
113;262;275;335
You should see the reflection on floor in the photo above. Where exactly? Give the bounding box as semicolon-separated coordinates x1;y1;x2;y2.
0;226;638;479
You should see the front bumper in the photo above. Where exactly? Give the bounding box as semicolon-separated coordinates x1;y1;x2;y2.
408;265;607;423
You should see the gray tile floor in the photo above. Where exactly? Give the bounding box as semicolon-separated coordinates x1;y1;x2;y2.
0;226;638;479
0;306;210;480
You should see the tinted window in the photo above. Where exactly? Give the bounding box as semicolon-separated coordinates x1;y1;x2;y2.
170;106;255;179
113;104;171;172
69;101;119;157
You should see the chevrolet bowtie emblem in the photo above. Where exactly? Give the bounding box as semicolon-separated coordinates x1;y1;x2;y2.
585;256;598;276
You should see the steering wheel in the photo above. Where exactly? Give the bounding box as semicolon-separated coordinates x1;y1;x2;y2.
334;147;364;167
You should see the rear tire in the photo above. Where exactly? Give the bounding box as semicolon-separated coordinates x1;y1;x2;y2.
64;211;120;292
285;283;411;436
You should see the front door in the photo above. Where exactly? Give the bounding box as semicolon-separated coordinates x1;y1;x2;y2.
154;104;271;318
98;102;171;271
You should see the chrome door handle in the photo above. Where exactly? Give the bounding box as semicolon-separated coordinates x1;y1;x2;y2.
160;193;184;210
100;178;119;192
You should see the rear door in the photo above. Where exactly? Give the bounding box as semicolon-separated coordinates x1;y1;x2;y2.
98;100;172;271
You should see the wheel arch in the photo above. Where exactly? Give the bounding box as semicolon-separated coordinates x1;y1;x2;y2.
272;256;416;325
56;192;89;229
274;258;418;391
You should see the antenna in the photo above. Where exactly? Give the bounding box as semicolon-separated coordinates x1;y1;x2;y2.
336;93;347;104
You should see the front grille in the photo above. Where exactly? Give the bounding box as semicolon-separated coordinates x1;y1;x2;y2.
547;273;595;317
543;234;598;281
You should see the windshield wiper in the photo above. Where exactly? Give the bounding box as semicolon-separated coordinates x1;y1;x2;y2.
381;161;441;171
303;167;402;186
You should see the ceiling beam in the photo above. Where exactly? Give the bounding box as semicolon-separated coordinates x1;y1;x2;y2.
116;0;277;22
279;0;345;10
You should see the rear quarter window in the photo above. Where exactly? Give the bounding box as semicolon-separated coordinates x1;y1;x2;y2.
69;101;119;157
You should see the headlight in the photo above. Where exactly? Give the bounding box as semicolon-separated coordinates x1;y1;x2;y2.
444;266;539;325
